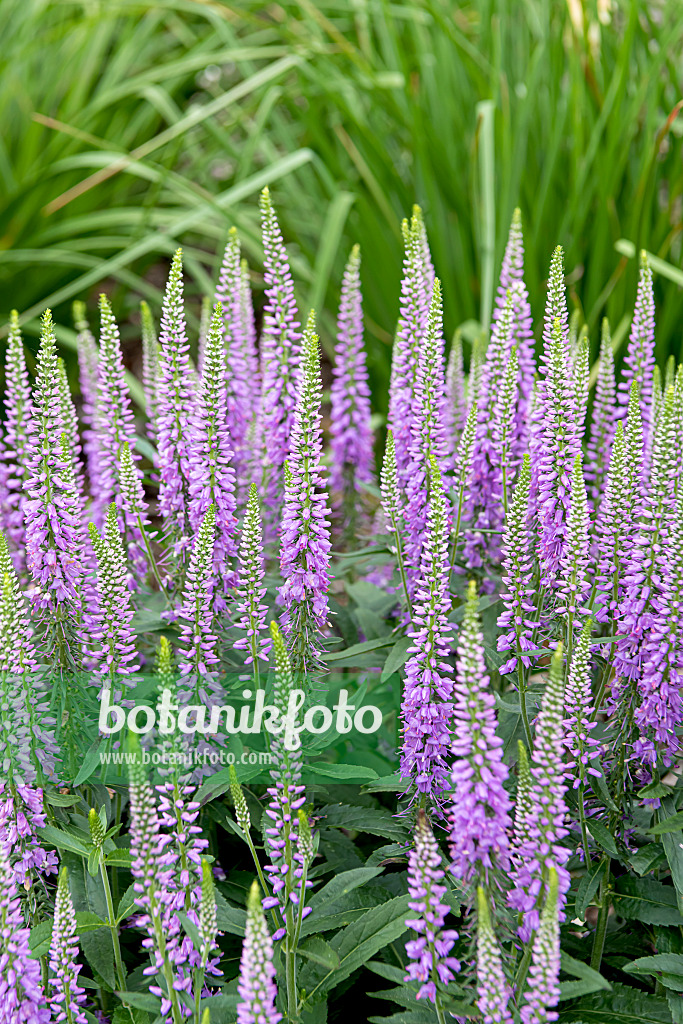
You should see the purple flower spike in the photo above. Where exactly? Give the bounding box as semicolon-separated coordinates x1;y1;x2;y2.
0;841;50;1022
24;310;85;616
497;455;539;675
188;302;237;610
0;782;58;887
563;619;600;788
556;452;591;628
278;313;331;676
510;644;570;942
234;484;272;674
450;580;512;883
258;187;302;515
400;459;454;801
520;867;561;1024
3;311;35;568
215;228;261;497
237;880;282;1024
177;504;222;713
585;318;616;505
405;809;460;1003
73;300;103;495
536;315;581;586
617;251;655;437
389;207;433;491
445;330;467;447
593;422;635;625
157;249;195;560
475;887;513;1024
404;278;450;582
48;868;89;1024
330;244;374;529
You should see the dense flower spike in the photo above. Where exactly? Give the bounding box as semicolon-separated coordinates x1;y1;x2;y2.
536;315;581;585
634;490;683;765
278;312;331;676
73;300;102;490
156;249;195;557
445;329;467;446
88;503;139;695
258;187;302;512
510;643;570;941
400;460;454;800
48;867;89;1024
188;301;237;607
404;279;450;579
0;781;58;887
573;333;590;437
93;296;137;512
0;841;50;1022
494;212;536;415
520;869;561;1024
556;452;591;633
404;810;460;1003
388;207;432;489
542;247;570;354
497;455;538;675
262;621;310;937
57;358;86;507
330;244;374;526
140;299;160;441
0;536;57;785
450;581;512;882
491;344;519;510
237;880;282;1024
215;228;261;493
617;252;655;436
585;319;616;504
563;619;600;788
234;484;271;681
24;309;85;615
3;311;35;564
177;504;221;711
475;887;513;1024
593;423;635;624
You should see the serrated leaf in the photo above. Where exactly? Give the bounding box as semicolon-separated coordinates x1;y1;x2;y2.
624;954;683;979
559;981;673;1022
559;952;611;999
116;883;137;924
574;861;607;921
649;812;683;836
307;763;378;783
587;819;620;859
81;927;116;989
324;637;394;664
37;823;89;856
73;741;105;786
104;848;133;868
215;892;246;937
114;993;162;1012
319;805;408;842
363;774;404;793
614;876;683;926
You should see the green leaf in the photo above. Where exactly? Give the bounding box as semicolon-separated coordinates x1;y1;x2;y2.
298;937;341;970
649;812;683;836
624;954;683;979
613;876;683;926
114;993;162;1012
363;774;404;793
323;636;394;666
319;805;408;841
37;823;90;856
380;636;412;681
104;848;133;868
574;861;606;921
307;764;378;783
308;867;383;911
587;819;621;859
215;892;246;937
116;883;137;924
561;981;674;1022
81;927;116;989
73;740;105;786
301;894;412;998
197;995;239;1022
559;952;611;1000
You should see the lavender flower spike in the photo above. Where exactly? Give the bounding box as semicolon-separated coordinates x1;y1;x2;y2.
215;228;261;494
177;503;222;713
497;454;539;675
450;580;512;883
556;452;591;641
404;810;460;1004
48;867;89;1024
593;423;633;625
258;187;302;513
388;208;432;490
400;458;454;800
188;301;237;609
73;300;102;490
617;251;655;436
520;868;561;1024
3;311;35;565
237;880;282;1024
585;318;616;504
330;244;374;529
564;618;600;789
509;643;570;941
475;887;513;1024
24;309;85;614
445;329;467;447
156;249;195;559
278;311;332;678
0;841;50;1021
234;483;272;686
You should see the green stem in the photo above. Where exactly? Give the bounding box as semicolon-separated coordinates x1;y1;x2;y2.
137;512;170;602
577;781;592;866
99;859;131;1016
514;941;534;998
285;904;298;1022
447;481;466;586
590;864;611;972
390;512;413;620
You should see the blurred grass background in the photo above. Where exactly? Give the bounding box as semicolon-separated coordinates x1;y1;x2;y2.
1;0;682;406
